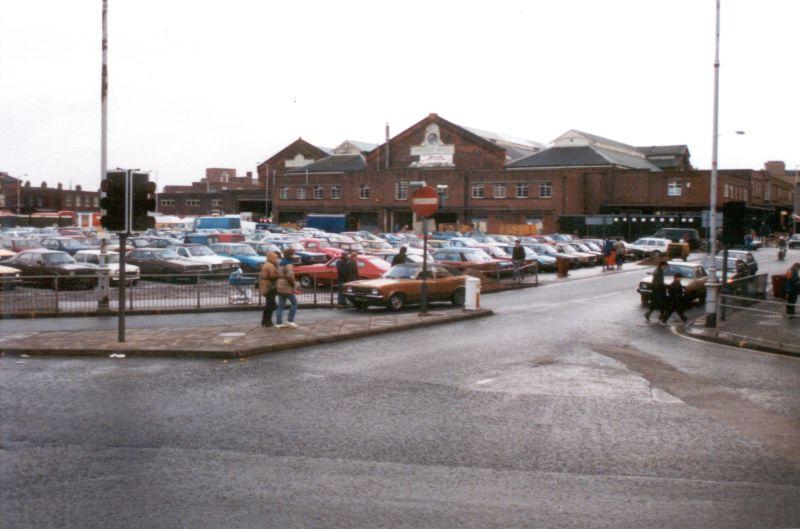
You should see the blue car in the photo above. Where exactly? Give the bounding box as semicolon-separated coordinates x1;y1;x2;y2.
209;243;265;272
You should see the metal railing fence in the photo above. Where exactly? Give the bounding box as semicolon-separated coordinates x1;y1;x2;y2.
716;293;799;352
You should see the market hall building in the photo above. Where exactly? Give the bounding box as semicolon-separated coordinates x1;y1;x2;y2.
263;113;794;236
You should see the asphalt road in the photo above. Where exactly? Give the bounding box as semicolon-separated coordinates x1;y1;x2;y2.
2;249;800;528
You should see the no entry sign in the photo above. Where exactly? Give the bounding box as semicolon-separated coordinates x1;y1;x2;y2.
411;186;439;218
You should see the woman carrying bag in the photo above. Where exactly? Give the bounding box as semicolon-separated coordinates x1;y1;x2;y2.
275;248;299;328
258;251;280;327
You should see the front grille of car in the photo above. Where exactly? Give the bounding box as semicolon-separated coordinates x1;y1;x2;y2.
351;286;374;295
212;263;226;269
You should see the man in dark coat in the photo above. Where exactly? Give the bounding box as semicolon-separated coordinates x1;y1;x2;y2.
661;272;688;324
645;261;667;322
391;246;408;266
336;253;351;306
786;263;800;316
512;240;526;281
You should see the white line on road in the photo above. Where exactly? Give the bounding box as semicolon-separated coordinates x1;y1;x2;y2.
475;378;496;385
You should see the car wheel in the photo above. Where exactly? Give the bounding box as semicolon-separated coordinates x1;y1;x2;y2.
388;293;404;311
652;250;662;258
452;288;465;307
300;274;317;289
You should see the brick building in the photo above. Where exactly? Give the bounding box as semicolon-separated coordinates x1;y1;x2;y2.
0;172;100;215
268;114;795;235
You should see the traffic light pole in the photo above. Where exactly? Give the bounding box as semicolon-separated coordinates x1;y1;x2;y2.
421;217;429;315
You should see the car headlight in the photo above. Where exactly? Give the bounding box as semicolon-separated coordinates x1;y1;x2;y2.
113;270;120;275
371;288;379;295
639;282;648;289
346;286;353;293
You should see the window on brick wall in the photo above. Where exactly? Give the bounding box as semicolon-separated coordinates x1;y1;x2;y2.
313;186;323;200
280;187;289;200
395;180;408;200
667;180;682;197
331;185;341;199
516;182;529;198
297;187;306;200
160;199;175;207
359;185;370;199
66;194;73;207
93;196;99;207
471;184;485;199
538;182;552;198
211;199;222;207
493;183;506;198
185;199;200;206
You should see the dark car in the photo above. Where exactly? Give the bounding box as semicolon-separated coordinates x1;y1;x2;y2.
653;228;701;250
40;237;92;255
126;247;211;282
717;249;758;275
788;234;800;249
270;240;328;265
0;237;41;253
129;236;178;249
7;248;98;289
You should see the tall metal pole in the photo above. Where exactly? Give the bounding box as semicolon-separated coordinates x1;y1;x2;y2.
705;0;721;328
421;218;429;315
794;165;799;234
101;0;108;183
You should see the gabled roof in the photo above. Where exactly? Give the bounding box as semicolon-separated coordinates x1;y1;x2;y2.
377;113;507;156
258;137;330;168
463;126;546;162
334;140;378;154
506;145;661;171
286;154;366;174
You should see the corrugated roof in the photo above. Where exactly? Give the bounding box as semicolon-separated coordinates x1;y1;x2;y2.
285;154;365;174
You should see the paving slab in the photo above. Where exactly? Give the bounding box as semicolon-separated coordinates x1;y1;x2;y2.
0;308;493;359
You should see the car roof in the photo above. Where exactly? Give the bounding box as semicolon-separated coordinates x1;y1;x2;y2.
19;248;58;254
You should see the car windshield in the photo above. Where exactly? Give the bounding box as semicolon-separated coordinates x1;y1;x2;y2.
90;253;119;264
633;239;649;245
154;249;182;260
59;239;85;249
43;253;75;265
228;245;256;256
384;265;419;279
533;244;557;255
559;244;576;254
188;246;214;256
464;250;492;262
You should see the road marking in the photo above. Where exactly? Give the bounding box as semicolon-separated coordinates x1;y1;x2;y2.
475;378;495;385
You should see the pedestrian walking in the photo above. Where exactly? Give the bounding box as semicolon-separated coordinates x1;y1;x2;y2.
258;251;279;327
346;251;359;281
512;240;526;281
335;253;351;306
391;246;408;266
645;261;667;322
275;248;299;328
785;263;800;317
614;238;625;269
660;273;688;324
603;238;614;271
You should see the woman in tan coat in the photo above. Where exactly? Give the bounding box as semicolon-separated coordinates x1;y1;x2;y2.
275;248;299;328
259;251;279;327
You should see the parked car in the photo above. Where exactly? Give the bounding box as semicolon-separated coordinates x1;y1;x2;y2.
126;248;211;282
298;238;345;259
0;248;17;261
553;242;597;266
626;237;673;258
0;237;41;253
268;240;329;264
523;242;580;268
653;228;701;250
294;255;391;288
372;250;426;265
73;249;140;285
40;236;92;256
445;237;481;248
344;263;468;311
208;243;265;272
7;249;99;289
636;261;708;305
169;244;240;274
788;234;800;249
129;236;179;249
431;247;514;276
498;244;556;271
0;264;22;291
718;249;758;275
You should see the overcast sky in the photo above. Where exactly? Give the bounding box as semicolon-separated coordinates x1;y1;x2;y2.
1;0;798;191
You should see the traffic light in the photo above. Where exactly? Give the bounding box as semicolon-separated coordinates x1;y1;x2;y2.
100;171;126;232
131;172;156;231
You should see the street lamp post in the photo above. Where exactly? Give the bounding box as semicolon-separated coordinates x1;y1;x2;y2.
705;0;722;328
794;164;799;235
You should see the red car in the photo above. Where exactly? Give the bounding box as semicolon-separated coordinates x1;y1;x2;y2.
294;254;391;288
298;238;344;259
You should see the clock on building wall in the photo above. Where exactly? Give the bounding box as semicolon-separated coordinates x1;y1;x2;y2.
427;132;439;145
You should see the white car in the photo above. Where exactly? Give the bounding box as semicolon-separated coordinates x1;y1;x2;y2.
73;249;140;285
626;237;672;258
169;244;240;274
